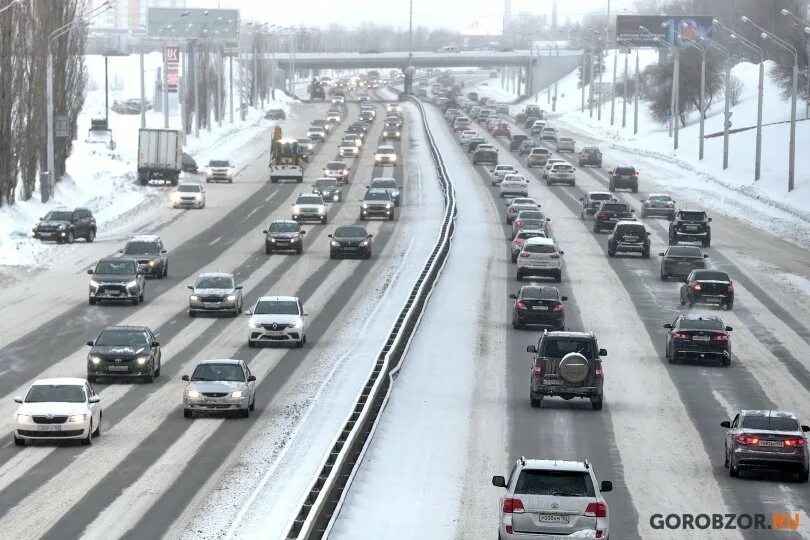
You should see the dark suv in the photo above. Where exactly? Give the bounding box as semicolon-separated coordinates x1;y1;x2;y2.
32;208;96;244
472;145;498;165
680;269;734;310
592;201;634;233
86;325;161;383
526;331;607;410
669;209;712;247
579;192;615;219
120;235;169;278
263;220;306;255
87;257;146;305
608;166;639;192
510;134;529;151
578;146;603;167
509;285;567;330
608;221;651;258
664;314;732;366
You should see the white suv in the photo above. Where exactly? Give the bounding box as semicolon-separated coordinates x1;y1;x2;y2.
292;193;328;224
516;237;564;282
492;458;612;539
247;296;309;348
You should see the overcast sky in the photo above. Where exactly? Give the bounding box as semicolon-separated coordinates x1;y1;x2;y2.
192;0;637;31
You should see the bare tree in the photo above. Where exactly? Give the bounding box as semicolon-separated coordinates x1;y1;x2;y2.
726;74;744;106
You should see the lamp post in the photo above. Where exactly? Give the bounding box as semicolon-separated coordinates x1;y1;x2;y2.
781;9;810;120
608;40;617;125
617;39;634;130
742;15;798;191
641;25;679;149
700;35;733;170
725;29;763;180
677;32;706;160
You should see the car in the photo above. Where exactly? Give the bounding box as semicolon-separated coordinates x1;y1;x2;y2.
331;95;345;105
87;257;146;305
526;331;606;409
663;314;733;365
509;285;567;330
247;295;308;348
342;133;363;148
385;103;402;115
374;144;398;166
592;201;634;233
526;147;550;168
13;378;102;446
382;124;401;140
361;189;396;220
509;134;529;151
530;119;546;134
516;237;564;282
329;225;374;259
556;137;576;152
722;410;810;482
669;209;712;247
578;146;603;167
491;122;511;138
459;130;478;146
511;229;547;262
607;220;650;258
499;174;529;198
546;162;576;186
86;325;161;382
323;161;350;184
326;111;342;124
525;115;541;129
579;191;615;219
541;158;566;179
368;177;402;206
608;166;639;192
452;116;471;132
505;197;540;224
292;193;328;224
187;272;244;318
181;152;198;173
492;458;612;539
32;207;96;244
385;115;403;128
264;108;286;120
485;116;502;131
511;210;550;239
444;108;460;121
263;220;306;255
306;126;326;141
679;269;734;310
540;127;559;142
659;245;708;280
119;235;169;278
296;138;314;162
490;164;518;185
205;160;235;183
339;140;359;158
473;144;498;165
518;139;537;156
497;103;510;114
467;137;487;153
641;193;677;219
360;110;376;122
172;182;206;209
313;178;344;202
181;359;256;418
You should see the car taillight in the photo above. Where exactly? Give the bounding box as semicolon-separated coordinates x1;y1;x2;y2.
514;238;524;246
713;334;729;341
519;252;531;258
553;302;564;311
503;497;525;513
735;434;760;445
785;438;807;448
673;332;689;340
515;220;523;227
693;283;702;291
533;363;543;377
585;502;607;518
597;213;606;219
728;283;734;292
516;301;527;310
632;172;639;177
594;365;602;378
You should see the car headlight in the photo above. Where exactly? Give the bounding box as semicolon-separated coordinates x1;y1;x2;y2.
251;320;262;329
89;355;102;365
396;132;400;136
148;260;157;267
318;207;326;214
227;295;236;301
89;279;99;288
136;356;149;366
68;414;87;423
270;238;277;243
359;240;369;246
331;240;340;247
231;390;246;398
292;205;300;213
333;195;339;201
126;280;138;288
385;203;392;209
186;390;201;399
16;414;32;424
362;204;369;209
58;224;66;230
190;295;199;301
392;190;400;197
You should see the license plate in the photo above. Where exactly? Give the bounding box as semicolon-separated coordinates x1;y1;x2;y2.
543;379;564;385
538;514;569;523
37;425;61;431
107;290;121;296
758;440;784;447
204;302;220;308
532;306;549;311
692;335;711;341
40;233;54;237
108;365;129;372
685;226;699;231
343;247;357;251
624;236;638;242
269;331;284;336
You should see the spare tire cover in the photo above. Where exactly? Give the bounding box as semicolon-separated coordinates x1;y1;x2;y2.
558;352;590;384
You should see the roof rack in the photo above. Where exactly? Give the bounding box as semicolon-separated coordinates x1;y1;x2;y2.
519;456;526;466
584;459;591;469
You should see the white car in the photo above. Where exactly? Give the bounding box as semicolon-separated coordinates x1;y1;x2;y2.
306;126;326;141
172;182;206;209
343;134;363;148
182;359;256;418
385;103;402;114
490;164;517;185
326;111;341;124
339;141;359;158
505;197;541;224
546;162;576;186
247;295;308;348
530;119;546;134
292;193;328;224
459;130;478;145
374;144;398;166
14;378;102;446
516;237;564;282
511;229;547;262
542;158;567;179
205;160;235;183
331;96;345;105
499;174;529;198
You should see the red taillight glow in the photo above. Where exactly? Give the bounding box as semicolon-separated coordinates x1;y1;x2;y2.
514;238;525;245
516;301;528;310
713;334;729;341
693;283;702;291
673;332;690;340
515;220;523;227
519;252;531;258
553;302;564;311
503;498;525;513
785;438;807;448
728;282;734;292
597;213;606;219
594;366;602;378
585;502;608;518
533;363;543;377
735;434;760;445
596;531;604;539
632;172;639;177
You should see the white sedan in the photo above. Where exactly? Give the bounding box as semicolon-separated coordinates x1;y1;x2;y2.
459;130;478;146
374;145;398;166
499;174;529;197
542;158;567;179
14;378;102;446
490;164;518;185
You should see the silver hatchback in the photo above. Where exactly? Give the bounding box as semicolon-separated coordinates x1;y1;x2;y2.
182;359;256;418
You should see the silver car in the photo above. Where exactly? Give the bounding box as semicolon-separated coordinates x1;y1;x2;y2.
492;458;612;539
556;137;576;152
188;272;243;317
546;163;576;186
182;359;256;418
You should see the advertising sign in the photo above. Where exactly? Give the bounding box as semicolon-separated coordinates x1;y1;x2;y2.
616;15;713;46
164;46;180;93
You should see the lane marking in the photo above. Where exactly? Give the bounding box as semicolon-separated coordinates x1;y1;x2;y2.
208;237;222;247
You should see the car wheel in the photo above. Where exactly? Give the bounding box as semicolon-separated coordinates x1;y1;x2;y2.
512;317;522;329
661;272;668;281
703;238;711;248
546;179;551;186
183;409;193;419
516;271;522;281
529;393;542;408
89;297;96;305
81;423;93;446
798;469;809;483
729;462;739;478
511;255;517;263
632;186;638;193
132;296;139;306
591;398;603;411
155;359;161;377
249;398;255;412
66;231;75;244
14;434;25;447
641;210;647;219
93;416;101;437
725;301;733;311
608;249;615;257
87;229;96;242
232;308;239;318
608;183;615;192
642;250;650;259
241;407;250;418
266;245;272;255
554;271;562;283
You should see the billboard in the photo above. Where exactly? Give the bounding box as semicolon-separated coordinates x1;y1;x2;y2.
459;16;502;36
616;15;713;46
147;8;239;40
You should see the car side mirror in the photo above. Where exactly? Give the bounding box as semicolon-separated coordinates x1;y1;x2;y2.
663;323;673;329
86;340;95;346
579;197;584;201
181;375;190;381
247;375;257;382
14;396;23;404
658;252;665;257
703;254;709;258
368;234;374;238
725;326;733;332
88;396;101;403
801;425;810;432
561;296;568;301
303;312;310;317
262;230;268;234
682;277;689;283
327;234;333;238
161;249;167;254
720;420;731;428
136;271;144;276
508;293;517;299
546;217;551;222
235;285;243;290
558;250;564;255
526;345;537;353
600;481;613;493
599;348;607;356
491;475;506;488
118;249;124;253
151;341;160;347
630;209;635;212
87;269;94;274
708;217;713;222
187;285;194;290
245;310;252;316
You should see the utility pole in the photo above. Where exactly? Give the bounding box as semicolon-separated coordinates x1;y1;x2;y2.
610;47;617;125
673;50;679;149
622;49;628;128
104;56;109;125
163;47;169;128
218;48;223;128
634;50;639;135
597;36;603;121
140;39;146;128
229;54;234;123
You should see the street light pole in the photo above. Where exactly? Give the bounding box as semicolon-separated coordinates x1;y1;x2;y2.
610;44;617;125
727;31;763;179
641;26;678;147
678;33;706;160
780;9;810;120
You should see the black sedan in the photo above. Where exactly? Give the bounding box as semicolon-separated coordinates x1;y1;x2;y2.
664;314;733;366
680;269;734;310
510;134;529;151
86;325;161;383
329;226;373;259
659;246;708;280
509;285;567;330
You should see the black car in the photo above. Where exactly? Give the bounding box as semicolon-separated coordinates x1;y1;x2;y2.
659;245;708;281
329;226;373;259
510;134;529;151
87;257;146;305
680;269;734;310
120;235;169;278
264;108;286;120
524;115;540;129
608;166;639;192
472;145;498;165
360;111;375;122
578;146;602;167
263;220;306;255
360;189;395;220
669;209;712;247
346;124;367;138
181;152;198;173
608;221;651;258
579;191;615;219
592;201;634;233
86;325;161;383
368;177;402;206
467;137;487;153
664;314;732;365
32;208;96;244
509;285;567;330
313;178;344;202
518;139;537;156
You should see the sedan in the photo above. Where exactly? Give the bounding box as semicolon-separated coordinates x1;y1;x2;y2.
511;229;547;262
509;134;529;151
498;175;529;198
459;130;478;146
659;246;708;281
509;285;567;330
663;314;732;366
329;226;373;259
86;325;162;382
641;193;677;219
511;210;550;238
313;178;343;202
490;165;517;185
505;198;540;224
14;378;102;446
556;137;576;152
338;141;359;158
680;269;734;310
518;139;537;156
182;359;256;418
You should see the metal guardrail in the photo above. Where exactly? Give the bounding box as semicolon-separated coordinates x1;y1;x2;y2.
282;96;457;540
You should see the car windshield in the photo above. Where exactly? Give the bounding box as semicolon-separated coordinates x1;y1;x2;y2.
517;232;545;240
209;160;230;167
741;415;800;431
254;300;299;315
551;165;573;171
177;184;201;193
95;329;149;346
615;167;635;174
677;318;725;331
496;166;514;171
315;180;338;189
667;246;702;257
377;147;395;153
190;363;245;382
649;195;672;202
518;211;545;220
335;226;367;238
372;179;398;189
124;241;160;255
589;193;613;201
365;192;391;201
521;288;559;300
618;225;645;235
297;196;322;205
601;204;629;212
195;275;234;289
340;142;355;147
583;147;599;153
297;139;311;145
694;271;729;281
512;199;536;206
560;138;574;143
680;211;707;220
44;211;73;221
525;244;556;254
95;260;135;274
309;127;325;133
515;470;595;497
25;384;85;403
543;338;594;358
326;162;345;170
503;176;525;183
